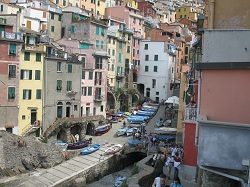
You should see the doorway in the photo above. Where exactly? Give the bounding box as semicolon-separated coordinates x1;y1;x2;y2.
66;106;70;117
86;107;90;117
30;109;37;124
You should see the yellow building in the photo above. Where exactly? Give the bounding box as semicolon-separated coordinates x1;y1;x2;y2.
123;0;138;9
19;29;46;136
176;6;198;20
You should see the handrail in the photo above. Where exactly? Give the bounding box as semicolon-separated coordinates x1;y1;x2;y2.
21;123;31;135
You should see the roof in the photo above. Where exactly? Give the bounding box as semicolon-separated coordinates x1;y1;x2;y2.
20;27;41;35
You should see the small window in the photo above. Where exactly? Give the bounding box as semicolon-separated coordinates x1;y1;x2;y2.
57;62;62;72
8;65;16;78
145;55;149;61
88;87;92;96
35;70;41;80
51;13;54;19
82;87;87;96
71;25;75;33
9;43;17;56
101;27;105;36
8;87;15;99
137;50;139;54
154;55;158;61
58;15;62;21
36;89;42;99
145;66;148;72
156;97;159;103
51;26;54;32
101;105;103;112
112;49;115;56
22;115;25;120
66;81;72;91
101;41;104;49
154;66;157;72
152;79;156;88
96;40;99;48
96;26;99;35
156;91;159;95
24;52;30;61
89;72;93;80
74;105;78;111
36;53;41;62
57;80;62;90
144;44;148;50
68;64;72;73
20;70;32;80
23;89;32;100
127;46;130;53
82;71;85;79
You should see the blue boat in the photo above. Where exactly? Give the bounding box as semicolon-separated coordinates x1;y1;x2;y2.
115;176;127;187
136;112;153;117
80;144;100;155
127;139;144;147
48;142;67;146
127;116;145;123
141;107;157;112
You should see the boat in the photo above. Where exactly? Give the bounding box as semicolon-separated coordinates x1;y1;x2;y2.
156;135;175;142
109;117;119;123
155;119;172;127
127;139;144;147
48;142;67;146
95;124;112;135
127;116;146;123
104;144;124;155
115;176;127;187
80;144;100;155
126;127;138;136
67;140;89;150
117;127;129;136
154;127;177;135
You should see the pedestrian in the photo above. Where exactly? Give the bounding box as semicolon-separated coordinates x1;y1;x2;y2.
170;177;183;187
165;153;174;180
152;173;167;187
154;151;165;177
132;130;136;140
173;152;181;179
123;121;126;127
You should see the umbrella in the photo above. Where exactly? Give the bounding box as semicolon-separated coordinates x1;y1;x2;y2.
164;96;179;105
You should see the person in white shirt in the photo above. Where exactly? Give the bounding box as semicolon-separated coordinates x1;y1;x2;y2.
165;153;174;180
152;173;167;187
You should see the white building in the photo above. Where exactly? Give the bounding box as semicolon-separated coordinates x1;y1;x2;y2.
137;40;175;103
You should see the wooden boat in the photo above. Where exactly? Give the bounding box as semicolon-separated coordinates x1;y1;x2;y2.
67;140;89;150
48;142;67;146
126;127;138;136
104;144;123;155
156;135;175;142
127;139;144;147
95;124;112;135
115;176;127;187
80;144;100;155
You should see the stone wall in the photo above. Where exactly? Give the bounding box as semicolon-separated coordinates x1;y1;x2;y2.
0;130;65;177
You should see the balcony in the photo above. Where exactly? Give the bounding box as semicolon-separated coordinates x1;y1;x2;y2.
116;72;125;78
184;107;197;122
94;95;104;102
22;44;45;52
0;31;22;42
67;90;77;95
117;36;126;42
67;54;80;63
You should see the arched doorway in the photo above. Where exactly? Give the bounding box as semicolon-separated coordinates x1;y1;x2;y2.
146;88;150;98
57;101;63;118
57;129;67;142
70;124;82;141
107;92;116;111
86;122;95;136
119;93;128;111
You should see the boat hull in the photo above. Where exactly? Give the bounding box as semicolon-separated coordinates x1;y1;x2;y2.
67;141;89;150
80;144;100;155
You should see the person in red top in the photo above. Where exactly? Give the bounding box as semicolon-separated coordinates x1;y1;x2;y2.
174;152;181;179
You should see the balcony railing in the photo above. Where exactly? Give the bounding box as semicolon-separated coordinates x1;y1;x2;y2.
184;107;197;122
94;95;104;101
116;72;125;78
22;44;45;51
0;31;22;41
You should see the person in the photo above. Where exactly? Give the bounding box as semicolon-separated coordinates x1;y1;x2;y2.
75;134;79;142
154;151;165;177
165;153;174;180
174;152;181;179
152;173;167;187
123;121;126;127
170;177;183;187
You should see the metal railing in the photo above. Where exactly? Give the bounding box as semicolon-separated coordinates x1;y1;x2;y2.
22;44;45;51
21;123;31;136
0;31;22;41
184;107;197;122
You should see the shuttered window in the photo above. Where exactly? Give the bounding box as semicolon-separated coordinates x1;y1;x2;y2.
9;43;16;55
57;80;62;90
68;64;72;73
35;70;40;80
66;81;72;91
8;87;15;99
36;89;41;99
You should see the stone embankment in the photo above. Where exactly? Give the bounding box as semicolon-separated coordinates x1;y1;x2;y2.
0;130;65;178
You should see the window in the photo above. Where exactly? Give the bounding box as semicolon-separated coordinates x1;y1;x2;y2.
133;49;135;57
58;15;62;21
68;64;72;73
63;0;66;6
8;87;15;99
57;62;62;72
185;47;189;55
156;91;159;95
112;49;115;56
1;5;4;12
118;53;122;62
89;72;93;79
101;105;103;112
144;44;148;50
81;58;85;68
145;55;149;61
101;27;105;36
127;46;130;53
154;66;158;72
154;55;158;61
113;39;115;45
133;18;136;24
94;72;102;85
22;115;25;120
56;0;59;4
128;34;131;40
66;81;72;91
108;37;111;43
23;89;31;100
51;13;54;20
96;40;99;48
20;70;32;80
36;53;41;62
74;105;78;111
119;41;122;49
139;19;142;25
71;25;75;33
82;87;87;96
112;64;114;71
82;71;85;79
137;50;139;54
9;43;16;56
57;80;62;90
8;65;16;77
88;87;92;96
156;97;159;103
24;52;30;61
152;79;156;88
51;26;54;32
108;49;110;55
145;66;148;72
101;41;104;49
36;89;41;99
35;70;40;80
95;57;102;69
96;26;99;35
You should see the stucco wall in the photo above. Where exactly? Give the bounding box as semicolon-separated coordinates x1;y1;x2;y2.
200;70;250;124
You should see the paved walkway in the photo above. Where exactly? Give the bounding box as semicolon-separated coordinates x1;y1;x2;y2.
16;142;116;187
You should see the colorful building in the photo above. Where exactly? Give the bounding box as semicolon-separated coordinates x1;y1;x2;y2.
175;6;198;21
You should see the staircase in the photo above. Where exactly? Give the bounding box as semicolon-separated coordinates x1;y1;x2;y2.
21;123;39;137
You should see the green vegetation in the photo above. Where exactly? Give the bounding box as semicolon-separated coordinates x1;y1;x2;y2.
131;164;139;176
121;179;127;187
115;88;124;97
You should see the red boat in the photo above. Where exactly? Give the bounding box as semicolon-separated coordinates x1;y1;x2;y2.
95;124;112;136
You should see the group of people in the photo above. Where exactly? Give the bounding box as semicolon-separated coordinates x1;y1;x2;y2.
152;144;184;187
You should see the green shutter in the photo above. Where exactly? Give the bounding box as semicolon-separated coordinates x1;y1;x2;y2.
58;15;61;21
8;87;15;99
23;90;25;99
68;64;72;73
24;52;30;61
35;70;40;80
96;26;99;35
80;43;89;49
101;27;105;36
36;53;41;62
9;43;16;55
101;41;104;49
28;90;31;99
96;40;99;48
67;81;72;91
82;71;85;79
71;25;75;33
29;70;32;80
26;36;30;44
36;89;41;99
57;80;62;90
20;70;24;79
118;53;122;62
